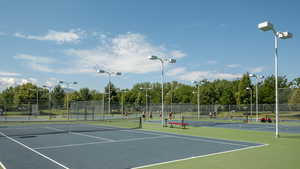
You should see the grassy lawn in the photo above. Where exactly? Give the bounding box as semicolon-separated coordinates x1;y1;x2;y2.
140;123;300;169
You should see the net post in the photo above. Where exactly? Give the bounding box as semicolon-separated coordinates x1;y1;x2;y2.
181;116;185;129
139;116;142;128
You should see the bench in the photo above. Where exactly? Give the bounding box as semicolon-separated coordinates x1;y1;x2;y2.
168;121;188;129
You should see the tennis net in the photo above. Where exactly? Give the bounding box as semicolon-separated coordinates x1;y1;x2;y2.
0;117;142;137
182;115;248;127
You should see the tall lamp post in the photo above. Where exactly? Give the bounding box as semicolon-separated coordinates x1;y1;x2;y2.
117;89;128;116
246;87;253;120
249;74;264;122
140;87;152;115
96;69;122;115
258;21;293;137
192;81;203;120
42;85;53;116
29;87;44;115
59;81;78;120
101;92;109;120
148;55;176;126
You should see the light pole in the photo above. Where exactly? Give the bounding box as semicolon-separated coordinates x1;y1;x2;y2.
192;81;203;120
249;74;264;122
148;55;176;126
42;85;53;116
29;88;43;115
246;87;253;120
101;92;109;119
140;87;152;115
170;83;174;113
258;21;293;137
96;69;122;115
59;81;78;120
117;89;128;117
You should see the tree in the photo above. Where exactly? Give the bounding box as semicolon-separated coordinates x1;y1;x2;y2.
51;85;65;106
90;90;102;100
259;75;289;104
236;73;252;105
104;82;119;104
289;88;300;104
68;91;80;102
173;84;193;103
79;88;92;101
291;77;300;88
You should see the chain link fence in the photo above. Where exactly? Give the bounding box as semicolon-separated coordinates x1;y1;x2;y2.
1;99;299;121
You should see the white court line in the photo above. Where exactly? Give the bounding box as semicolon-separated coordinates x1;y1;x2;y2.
71;132;115;142
34;135;171;150
45;126;116;142
132;144;269;169
0;132;69;169
123;129;250;147
0;162;7;169
128;128;268;145
34;141;111;150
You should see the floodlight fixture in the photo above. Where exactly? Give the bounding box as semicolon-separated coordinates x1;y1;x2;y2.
278;32;293;39
258;21;274;31
148;55;158;60
97;69;106;73
168;58;176;63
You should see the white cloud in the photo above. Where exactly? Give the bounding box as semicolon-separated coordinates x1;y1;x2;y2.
14;54;56;73
0;71;21;76
12;33;185;75
14;29;85;44
166;67;186;76
65;33;185;74
249;66;264;73
0;77;37;90
28;63;54;73
169;50;186;59
226;64;241;68
14;54;55;64
44;78;59;88
206;60;218;65
178;71;242;81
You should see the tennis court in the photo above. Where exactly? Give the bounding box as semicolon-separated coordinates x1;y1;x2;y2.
0;118;264;169
179;116;300;134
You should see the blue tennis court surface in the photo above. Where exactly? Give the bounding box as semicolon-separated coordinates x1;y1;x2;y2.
183;120;300;133
147;120;300;134
0;123;265;169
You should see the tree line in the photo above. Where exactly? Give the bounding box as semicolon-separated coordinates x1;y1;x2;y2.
1;73;300;108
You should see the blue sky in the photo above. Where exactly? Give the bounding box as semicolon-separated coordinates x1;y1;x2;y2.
0;0;299;91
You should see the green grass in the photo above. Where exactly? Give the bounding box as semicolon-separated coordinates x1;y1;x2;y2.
140;123;300;169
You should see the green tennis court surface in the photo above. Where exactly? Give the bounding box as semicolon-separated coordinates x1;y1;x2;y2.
0;119;263;169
